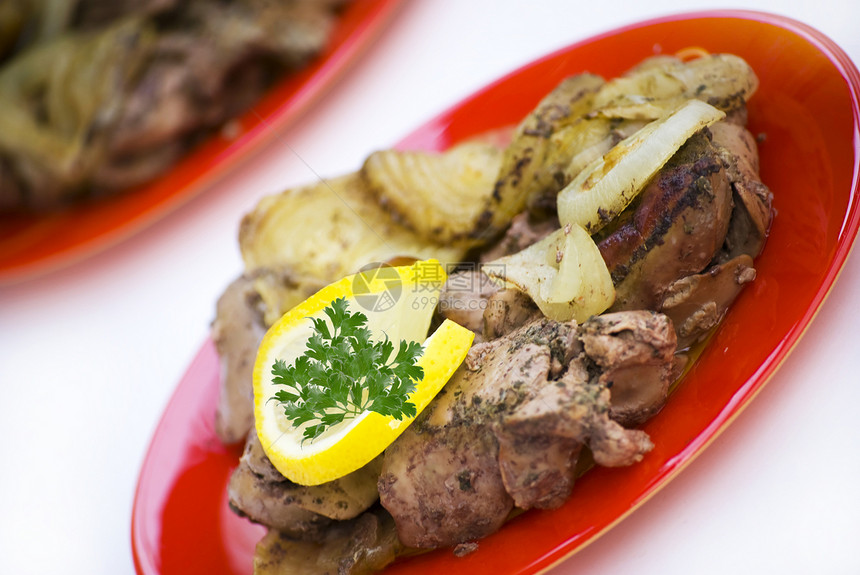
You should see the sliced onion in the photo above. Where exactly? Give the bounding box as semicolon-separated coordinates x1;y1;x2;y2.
557;99;725;234
483;224;614;322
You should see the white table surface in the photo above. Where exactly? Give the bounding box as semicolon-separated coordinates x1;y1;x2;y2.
1;1;859;573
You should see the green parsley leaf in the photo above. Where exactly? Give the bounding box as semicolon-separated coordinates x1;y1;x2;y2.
270;297;425;443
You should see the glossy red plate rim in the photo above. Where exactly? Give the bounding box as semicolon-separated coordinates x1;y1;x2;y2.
0;0;403;286
132;9;860;575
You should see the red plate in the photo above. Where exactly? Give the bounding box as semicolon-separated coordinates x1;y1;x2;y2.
132;10;860;575
0;0;402;285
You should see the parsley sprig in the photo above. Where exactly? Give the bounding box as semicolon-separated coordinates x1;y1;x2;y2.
271;297;424;443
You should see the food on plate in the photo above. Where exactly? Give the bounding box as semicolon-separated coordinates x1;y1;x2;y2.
556;99;726;234
213;172;480;443
0;0;350;213
379;312;674;548
362;141;504;246
252;261;475;486
211;51;772;573
487;54;757;232
253;507;402;575
214;163;495;443
229;431;384;538
238;174;467;306
482;223;616;322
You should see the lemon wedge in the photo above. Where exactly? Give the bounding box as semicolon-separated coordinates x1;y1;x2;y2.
253;260;475;486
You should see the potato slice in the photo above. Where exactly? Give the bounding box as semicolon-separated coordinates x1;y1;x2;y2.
249;267;326;327
362;140;503;246
592;54;759;120
239;172;466;282
483;224;614;322
482;73;605;234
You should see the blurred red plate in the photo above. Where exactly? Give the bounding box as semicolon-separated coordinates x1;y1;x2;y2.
0;0;402;285
131;10;860;575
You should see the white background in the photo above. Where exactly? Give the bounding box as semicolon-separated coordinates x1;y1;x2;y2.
1;1;859;573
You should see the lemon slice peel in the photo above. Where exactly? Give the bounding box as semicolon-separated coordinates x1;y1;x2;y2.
253;260;474;486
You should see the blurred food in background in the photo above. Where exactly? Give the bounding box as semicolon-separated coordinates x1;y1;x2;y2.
0;0;349;213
